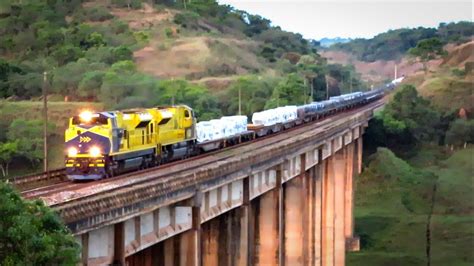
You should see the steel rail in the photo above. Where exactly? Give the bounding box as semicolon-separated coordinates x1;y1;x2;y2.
8;168;67;191
45;102;381;234
18;100;382;199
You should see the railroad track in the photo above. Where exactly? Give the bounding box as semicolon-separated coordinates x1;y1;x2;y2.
18;100;382;205
23;114;334;201
8;168;67;192
53;103;380;232
33;101;381;210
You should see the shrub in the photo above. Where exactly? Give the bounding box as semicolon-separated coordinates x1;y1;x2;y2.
83;7;113;22
164;27;174;38
112;0;143;9
173;11;199;28
0;182;79;265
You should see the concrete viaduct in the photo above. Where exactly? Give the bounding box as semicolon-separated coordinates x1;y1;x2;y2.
46;102;381;266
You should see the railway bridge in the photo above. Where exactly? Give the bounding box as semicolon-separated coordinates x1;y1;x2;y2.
19;101;382;266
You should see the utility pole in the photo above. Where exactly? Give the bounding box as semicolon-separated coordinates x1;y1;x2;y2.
303;76;308;104
394;64;398;79
43;72;48;174
238;87;241;115
349;72;353;93
325;75;329;100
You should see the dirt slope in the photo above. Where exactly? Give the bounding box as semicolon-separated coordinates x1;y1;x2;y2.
134;36;264;80
441;41;474;67
321;50;432;83
322;41;473;83
107;4;267;83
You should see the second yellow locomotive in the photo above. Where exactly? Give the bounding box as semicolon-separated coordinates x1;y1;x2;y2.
65;105;196;180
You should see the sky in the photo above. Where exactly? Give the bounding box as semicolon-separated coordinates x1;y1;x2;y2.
218;0;473;40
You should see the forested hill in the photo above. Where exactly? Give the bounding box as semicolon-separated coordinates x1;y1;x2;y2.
0;0;370;173
0;0;343;113
331;22;474;62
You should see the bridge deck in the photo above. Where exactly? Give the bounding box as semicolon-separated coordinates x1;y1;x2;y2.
28;101;382;235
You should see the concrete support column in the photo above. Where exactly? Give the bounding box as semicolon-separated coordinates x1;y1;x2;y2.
334;150;347;266
236;177;253;266
113;222;125;265
314;161;323;266
81;233;89;265
357;135;363;175
322;156;335;266
201;219;219;266
182;193;202;266
163;238;176;266
284;154;306;266
344;143;355;239
277;168;285;266
307;167;315;265
255;184;279;265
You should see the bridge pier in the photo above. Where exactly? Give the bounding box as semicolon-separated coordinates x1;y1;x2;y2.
314;163;323;265
67;119;372;266
284;167;306;265
255;182;279;265
322;155;336;266
334;150;347;266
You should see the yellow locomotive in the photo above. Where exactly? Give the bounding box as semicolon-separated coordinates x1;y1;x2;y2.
65;105;196;180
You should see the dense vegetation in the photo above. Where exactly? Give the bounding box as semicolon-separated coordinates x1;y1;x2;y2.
0;0;364;113
0;181;79;265
365;84;473;156
0;118;55;177
350;83;474;265
0;0;372;177
331;22;474;62
348;146;473;265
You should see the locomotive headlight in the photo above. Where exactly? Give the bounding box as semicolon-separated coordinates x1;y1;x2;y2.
79;110;93;122
89;146;101;157
68;147;78;157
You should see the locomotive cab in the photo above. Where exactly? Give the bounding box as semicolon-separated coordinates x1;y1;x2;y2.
65;106;197;181
65;111;118;180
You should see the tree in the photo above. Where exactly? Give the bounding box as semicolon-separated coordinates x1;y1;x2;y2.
0;141;17;177
155;79;222;120
51;45;83;66
408;37;446;72
220;75;277;116
52;58;93;97
265;74;307;109
78;70;105;99
297;55;323;103
383;84;440;142
445;119;474;147
6;119;55;168
0;182;79;265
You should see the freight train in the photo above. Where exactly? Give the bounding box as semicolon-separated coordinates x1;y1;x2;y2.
64;79;402;180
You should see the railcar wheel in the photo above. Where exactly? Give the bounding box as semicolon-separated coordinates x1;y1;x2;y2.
106;164;114;178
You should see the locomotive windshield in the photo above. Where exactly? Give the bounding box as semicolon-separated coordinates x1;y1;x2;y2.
72;116;108;125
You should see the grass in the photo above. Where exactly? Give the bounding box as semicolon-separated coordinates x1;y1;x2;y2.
427;147;474;265
416;67;474;112
0;100;103;131
348;146;473;265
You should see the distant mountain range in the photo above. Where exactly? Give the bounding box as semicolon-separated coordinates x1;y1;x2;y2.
318;37;352;47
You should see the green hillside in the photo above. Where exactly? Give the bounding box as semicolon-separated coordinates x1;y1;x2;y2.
0;0;367;177
331;22;474;62
348;146;474;266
